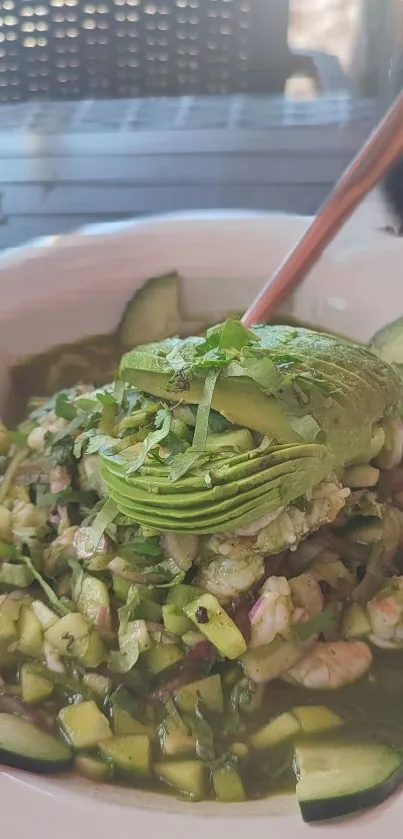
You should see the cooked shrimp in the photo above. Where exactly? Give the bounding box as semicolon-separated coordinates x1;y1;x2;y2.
256;479;350;555
367;577;403;649
249;576;293;648
285;640;372;689
248;573;323;649
198;552;264;603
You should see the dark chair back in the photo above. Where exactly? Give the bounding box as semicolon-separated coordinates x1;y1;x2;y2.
0;0;292;101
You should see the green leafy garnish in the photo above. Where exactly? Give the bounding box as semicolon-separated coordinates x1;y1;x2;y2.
55;393;77;421
20;554;69;616
124;407;171;475
168;369;219;482
293;607;339;642
89;498;118;548
36;488;98;508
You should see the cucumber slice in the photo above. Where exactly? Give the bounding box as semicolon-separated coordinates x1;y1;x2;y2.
31;600;58;630
75;754;111;782
154;759;205;800
77;574;111;630
250;712;301;750
82;673;112;698
112;703;151;737
342;604;372;640
117;274;181;350
213;764;246;802
0;612;18;649
162;605;193;637
58;700;111;750
20;663;53;704
100;734;151;776
295;740;403;823
175;674;224;714
184;594;247;659
159;719;196;757
371;317;403;370
18;607;43;658
291;707;343;735
143;644;184;675
0;713;72;773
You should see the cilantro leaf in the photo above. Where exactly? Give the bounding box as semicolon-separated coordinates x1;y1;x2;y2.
124;408;171;475
55;393;77;421
168;369;219;481
293;607;339;643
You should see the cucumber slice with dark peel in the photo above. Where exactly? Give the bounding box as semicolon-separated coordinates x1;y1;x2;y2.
75;754;111;782
0;713;72;773
154;759;205;800
294;740;403;823
100;734;151;776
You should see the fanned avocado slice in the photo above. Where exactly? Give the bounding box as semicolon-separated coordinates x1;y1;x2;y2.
120;325;403;467
101;443;333;533
95;321;403;534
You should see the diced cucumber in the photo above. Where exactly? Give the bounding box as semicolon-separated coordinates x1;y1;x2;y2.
295;740;403;823
0;612;17;650
213;764;246;802
143;644;184;675
112;703;151;737
0;713;72;773
167;585;205;609
45;613;104;667
77;574;111;630
129;619;152;653
82;673;112;698
31;600;58;630
18;606;43;657
0;562;33;588
100;734;151;776
20;663;53;704
45;612;90;657
184;594;247;659
113;576;130;602
230;743;249;759
342;604;371;640
182;631;205;648
175;674;224;714
292;706;343;735
250;712;301;750
162;604;193;637
75;754;111;782
159;719;196;757
58;700;111;750
155;759;205;800
78;629;104;668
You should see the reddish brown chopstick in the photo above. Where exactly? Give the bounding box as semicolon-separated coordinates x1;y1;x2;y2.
242;92;403;327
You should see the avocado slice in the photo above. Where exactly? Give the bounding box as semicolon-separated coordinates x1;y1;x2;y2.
120;325;403;466
100;444;333;534
95;321;403;537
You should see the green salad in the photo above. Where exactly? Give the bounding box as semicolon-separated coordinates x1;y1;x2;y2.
2;312;403;823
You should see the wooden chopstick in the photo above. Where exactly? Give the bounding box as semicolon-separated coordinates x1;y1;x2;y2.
242;91;403;327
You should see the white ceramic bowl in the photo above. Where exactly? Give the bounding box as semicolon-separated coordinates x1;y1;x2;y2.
1;210;403;839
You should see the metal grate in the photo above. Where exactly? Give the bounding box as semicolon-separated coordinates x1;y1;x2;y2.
0;0;293;101
0;93;376;131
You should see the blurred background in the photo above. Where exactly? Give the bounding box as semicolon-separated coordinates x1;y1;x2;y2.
0;0;401;248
